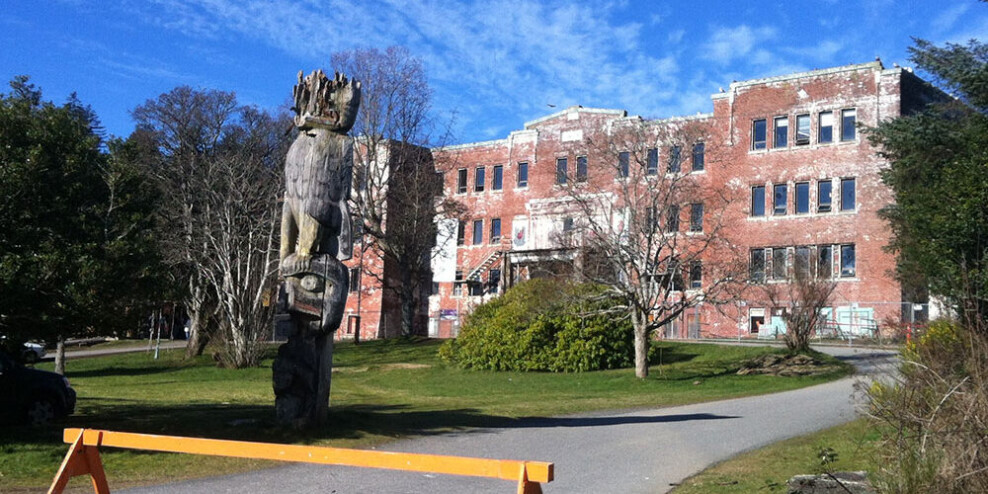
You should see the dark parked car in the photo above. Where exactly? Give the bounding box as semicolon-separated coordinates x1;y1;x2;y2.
0;351;76;425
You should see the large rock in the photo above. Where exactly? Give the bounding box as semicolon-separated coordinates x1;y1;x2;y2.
787;471;875;494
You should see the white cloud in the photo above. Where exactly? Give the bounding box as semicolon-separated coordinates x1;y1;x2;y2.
701;25;777;65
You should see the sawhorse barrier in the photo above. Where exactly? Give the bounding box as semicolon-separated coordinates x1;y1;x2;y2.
49;428;553;494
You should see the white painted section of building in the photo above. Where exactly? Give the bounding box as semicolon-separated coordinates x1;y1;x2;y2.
431;217;458;282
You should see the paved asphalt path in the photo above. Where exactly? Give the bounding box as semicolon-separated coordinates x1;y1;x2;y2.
121;346;895;494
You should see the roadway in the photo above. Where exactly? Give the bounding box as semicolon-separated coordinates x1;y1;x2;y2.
119;346;895;493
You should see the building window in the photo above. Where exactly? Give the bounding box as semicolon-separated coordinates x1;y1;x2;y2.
795;114;810;145
454;270;464;296
456;220;465;245
556;157;567;184
456;168;467;194
472;219;483;245
690;203;704;232
487;268;501;294
773;183;788;215
667;205;680;232
492;165;503;190
646;148;659;175
841;109;856;141
818;245;833;279
774;116;788;148
750;248;766;283
818;180;832;213
475;167;485;192
576;155;588;182
348;268;360;293
751;185;766;217
752;119;767;150
490;218;501;243
692;142;704;171
819;111;833;143
517;161;528;188
469;282;484;296
772;248;787;280
840;178;855;211
795;182;809;214
562;217;575;232
689;261;702;289
618;151;630;178
668;145;681;173
840;244;856;277
795;246;811;279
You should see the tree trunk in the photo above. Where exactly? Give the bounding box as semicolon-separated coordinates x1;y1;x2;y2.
54;337;66;375
185;310;211;358
633;310;649;378
399;268;415;337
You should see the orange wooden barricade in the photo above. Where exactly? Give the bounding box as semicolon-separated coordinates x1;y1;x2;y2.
49;428;553;494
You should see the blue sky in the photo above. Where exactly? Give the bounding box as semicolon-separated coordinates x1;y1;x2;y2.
3;1;987;144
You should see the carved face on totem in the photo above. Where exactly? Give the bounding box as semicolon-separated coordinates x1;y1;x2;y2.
292;69;362;133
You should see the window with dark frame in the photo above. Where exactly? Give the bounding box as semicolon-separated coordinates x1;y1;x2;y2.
492;165;503;190
840;244;856;277
772;248;787;280
818;245;833;279
818;180;832;213
752;119;767;150
487;268;501;294
456;168;467;194
819;111;833;143
454;270;464;296
795;114;810;145
795;182;809;214
841;108;856;141
690;203;704;232
490;218;501;243
752;185;766;216
576;155;588;182
668;145;681;173
475;167;485;192
517;161;528;188
751;248;766;283
556;157;568;184
646;148;659;175
840;177;855;211
774;116;788;148
774;183;788;215
667;205;680;232
692;142;704;171
472;219;483;245
689;261;702;289
349;268;360;293
456;220;465;245
618;151;630;178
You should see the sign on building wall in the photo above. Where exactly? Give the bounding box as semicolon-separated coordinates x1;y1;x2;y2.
432;218;458;282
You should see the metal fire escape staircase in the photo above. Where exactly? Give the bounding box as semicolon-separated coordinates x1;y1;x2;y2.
466;239;511;282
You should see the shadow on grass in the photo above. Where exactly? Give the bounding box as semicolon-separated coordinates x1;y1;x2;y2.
0;400;739;458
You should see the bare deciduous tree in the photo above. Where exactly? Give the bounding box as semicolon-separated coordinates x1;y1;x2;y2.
332;47;461;337
758;253;838;354
132;89;289;366
557;116;743;378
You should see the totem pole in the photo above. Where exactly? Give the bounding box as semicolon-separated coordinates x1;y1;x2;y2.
273;70;360;427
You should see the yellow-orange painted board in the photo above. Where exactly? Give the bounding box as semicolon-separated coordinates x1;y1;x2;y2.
63;428;553;483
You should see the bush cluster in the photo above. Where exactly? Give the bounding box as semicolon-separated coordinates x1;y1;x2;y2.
866;319;988;493
438;279;634;372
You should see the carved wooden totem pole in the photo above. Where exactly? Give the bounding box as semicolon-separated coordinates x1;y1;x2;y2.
273;69;360;427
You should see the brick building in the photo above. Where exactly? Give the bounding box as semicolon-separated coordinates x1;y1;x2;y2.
421;61;943;340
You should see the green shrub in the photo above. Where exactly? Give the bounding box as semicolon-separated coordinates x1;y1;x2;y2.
439;279;634;372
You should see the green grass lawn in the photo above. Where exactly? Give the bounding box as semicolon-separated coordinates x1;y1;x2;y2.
670;418;882;494
0;339;851;492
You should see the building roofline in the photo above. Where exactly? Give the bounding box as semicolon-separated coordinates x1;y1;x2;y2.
727;61;886;91
523;106;627;128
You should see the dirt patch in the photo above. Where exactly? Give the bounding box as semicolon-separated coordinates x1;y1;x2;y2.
737;353;840;377
379;363;431;370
